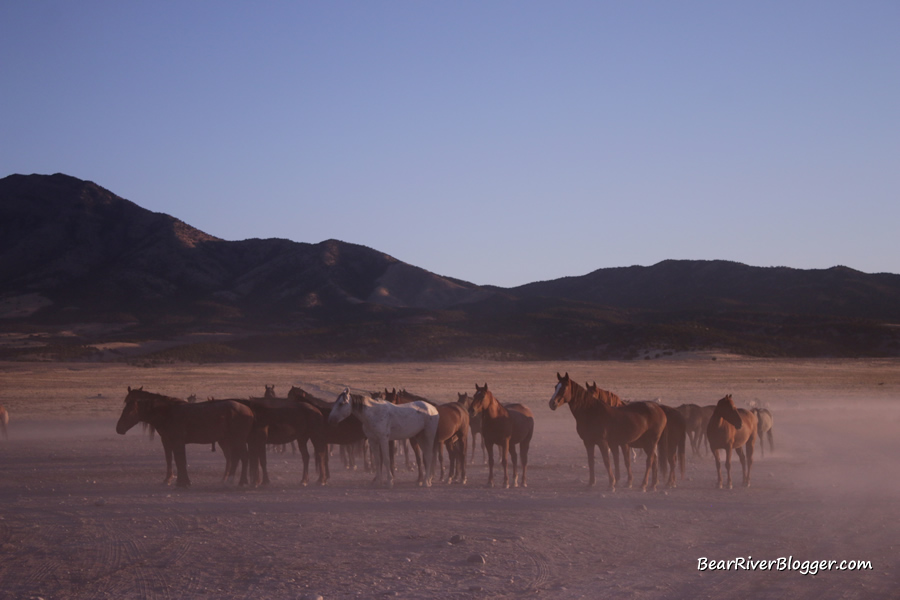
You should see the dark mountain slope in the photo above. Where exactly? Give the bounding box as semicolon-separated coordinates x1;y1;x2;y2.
513;260;900;321
2;173;899;361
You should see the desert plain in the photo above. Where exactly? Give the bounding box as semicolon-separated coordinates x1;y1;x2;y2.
0;356;897;599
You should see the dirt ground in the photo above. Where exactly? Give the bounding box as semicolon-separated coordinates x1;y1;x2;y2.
0;357;897;599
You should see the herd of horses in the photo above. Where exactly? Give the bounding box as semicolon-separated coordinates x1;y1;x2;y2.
114;373;774;492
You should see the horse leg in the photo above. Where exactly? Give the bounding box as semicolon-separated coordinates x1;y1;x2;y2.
744;440;755;487
404;440;415;472
380;438;393;488
299;440;311;486
486;442;495;488
712;448;723;489
584;441;596;487
370;440;383;487
735;447;748;488
767;429;775;454
509;443;519;488
315;441;328;485
161;439;175;485
409;438;424;485
640;446;654;492
459;432;468;485
724;448;734;489
237;441;250;487
520;440;530;488
623;444;634;489
173;444;191;488
500;440;510;489
599;443;616;491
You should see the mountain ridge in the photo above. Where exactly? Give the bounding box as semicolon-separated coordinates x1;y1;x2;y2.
2;173;899;361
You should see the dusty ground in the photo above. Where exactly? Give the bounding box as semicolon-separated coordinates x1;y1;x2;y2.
0;357;897;599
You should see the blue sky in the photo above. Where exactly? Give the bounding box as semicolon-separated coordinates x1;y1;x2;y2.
2;2;898;287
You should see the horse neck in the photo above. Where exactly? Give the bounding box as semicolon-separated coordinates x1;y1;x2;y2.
399;390;431;405
571;386;616;418
480;393;508;420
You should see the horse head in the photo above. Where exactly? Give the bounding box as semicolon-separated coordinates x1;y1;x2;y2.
713;394;743;429
471;383;492;415
116;387;145;434
328;388;354;425
457;392;473;409
264;385;276;398
549;372;572;410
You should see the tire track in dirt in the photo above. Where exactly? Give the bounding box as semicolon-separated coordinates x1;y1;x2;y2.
87;513;201;600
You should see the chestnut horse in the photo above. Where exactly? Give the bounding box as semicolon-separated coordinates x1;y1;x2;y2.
328;389;439;488
470;384;534;488
457;392;487;464
753;408;775;457
0;404;8;440
116;387;255;488
706;395;757;489
551;373;666;492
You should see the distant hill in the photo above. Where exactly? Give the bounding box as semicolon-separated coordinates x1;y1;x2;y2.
513;259;900;321
2;173;899;361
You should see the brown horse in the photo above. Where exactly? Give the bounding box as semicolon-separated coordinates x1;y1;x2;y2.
753;408;775;457
551;373;667;492
676;403;705;456
433;402;469;484
383;389;469;484
0;404;8;440
287;385;368;480
656;404;686;488
457;392;488;465
244;398;328;486
116;387;255;488
706;395;757;489
470;383;534;488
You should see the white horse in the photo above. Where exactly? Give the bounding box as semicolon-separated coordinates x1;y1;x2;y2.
328;388;440;488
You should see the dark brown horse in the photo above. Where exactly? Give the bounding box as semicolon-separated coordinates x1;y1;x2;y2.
676;403;705;456
550;373;667;492
116;387;255;488
244;398;328;486
0;404;8;440
287;385;368;481
706;395;757;489
753;408;775;457
470;383;534;488
457;392;487;464
656;404;686;488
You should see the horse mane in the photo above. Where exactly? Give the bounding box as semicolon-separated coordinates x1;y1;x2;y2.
398;389;436;406
127;389;184;405
288;386;332;410
350;393;370;412
573;382;623;411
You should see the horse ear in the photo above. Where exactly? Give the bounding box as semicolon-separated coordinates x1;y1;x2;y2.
565;372;569;379
128;386;132;392
557;372;562;381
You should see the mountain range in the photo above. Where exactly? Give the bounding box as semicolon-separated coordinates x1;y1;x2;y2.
2;173;899;361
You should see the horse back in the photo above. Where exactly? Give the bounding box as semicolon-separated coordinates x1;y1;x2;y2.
436;403;469;441
608;401;666;447
166;400;254;444
505;403;534;445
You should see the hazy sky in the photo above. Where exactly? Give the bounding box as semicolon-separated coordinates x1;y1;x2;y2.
2;2;898;287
